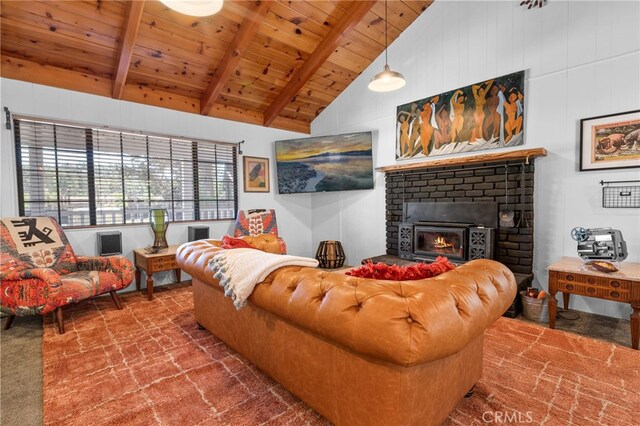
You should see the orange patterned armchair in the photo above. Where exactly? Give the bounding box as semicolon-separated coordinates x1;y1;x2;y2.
234;209;286;254
0;217;134;333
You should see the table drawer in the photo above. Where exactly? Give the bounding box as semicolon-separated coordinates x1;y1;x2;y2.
557;272;632;290
150;257;177;271
556;280;631;302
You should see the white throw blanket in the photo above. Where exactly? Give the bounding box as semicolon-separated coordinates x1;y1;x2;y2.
209;248;319;310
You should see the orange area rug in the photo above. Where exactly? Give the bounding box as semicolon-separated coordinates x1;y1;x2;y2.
43;285;639;425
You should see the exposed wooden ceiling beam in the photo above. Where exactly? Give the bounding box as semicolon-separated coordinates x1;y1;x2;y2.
2;56;310;134
201;0;273;115
112;0;145;99
263;0;377;127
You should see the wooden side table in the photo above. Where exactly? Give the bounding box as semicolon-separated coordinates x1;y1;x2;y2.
548;257;640;350
133;245;182;301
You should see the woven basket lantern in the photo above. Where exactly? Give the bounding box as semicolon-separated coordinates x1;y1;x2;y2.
315;240;346;269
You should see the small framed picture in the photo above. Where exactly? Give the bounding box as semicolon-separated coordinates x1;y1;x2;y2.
243;156;270;192
579;110;640;171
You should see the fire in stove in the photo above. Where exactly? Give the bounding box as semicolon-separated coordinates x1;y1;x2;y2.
432;236;455;251
412;224;467;261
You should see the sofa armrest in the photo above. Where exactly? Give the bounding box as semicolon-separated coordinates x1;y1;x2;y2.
75;255;135;288
239;234;285;255
0;267;62;315
1;267;62;284
177;240;223;283
204;235;285;255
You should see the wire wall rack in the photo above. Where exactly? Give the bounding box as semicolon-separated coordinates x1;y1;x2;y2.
600;180;640;208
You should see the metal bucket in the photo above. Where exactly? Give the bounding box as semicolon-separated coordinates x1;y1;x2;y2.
520;291;550;323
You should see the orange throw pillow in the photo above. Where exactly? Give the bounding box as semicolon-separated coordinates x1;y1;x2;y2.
220;235;257;250
346;256;455;281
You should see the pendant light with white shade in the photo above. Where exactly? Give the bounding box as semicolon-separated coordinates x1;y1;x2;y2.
368;0;406;92
159;0;223;17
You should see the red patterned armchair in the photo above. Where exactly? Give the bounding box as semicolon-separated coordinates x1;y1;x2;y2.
0;217;134;333
234;209;286;254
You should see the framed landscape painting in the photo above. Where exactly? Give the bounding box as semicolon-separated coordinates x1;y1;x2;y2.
396;71;525;160
274;132;374;194
579;110;640;171
243;156;270;192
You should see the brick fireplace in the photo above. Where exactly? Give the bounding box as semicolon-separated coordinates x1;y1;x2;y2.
385;161;535;275
381;158;540;317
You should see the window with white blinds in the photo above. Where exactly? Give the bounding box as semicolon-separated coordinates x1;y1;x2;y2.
13;117;238;227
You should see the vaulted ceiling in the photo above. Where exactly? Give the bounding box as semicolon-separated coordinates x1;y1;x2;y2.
0;0;433;133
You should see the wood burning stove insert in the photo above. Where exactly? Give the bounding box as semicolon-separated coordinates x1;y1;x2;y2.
401;222;494;263
398;202;497;264
414;223;469;262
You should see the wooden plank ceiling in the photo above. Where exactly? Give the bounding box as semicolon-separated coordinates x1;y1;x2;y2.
0;0;432;133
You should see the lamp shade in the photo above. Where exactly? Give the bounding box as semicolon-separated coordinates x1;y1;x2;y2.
315;240;346;269
159;0;223;17
368;64;406;92
150;209;169;249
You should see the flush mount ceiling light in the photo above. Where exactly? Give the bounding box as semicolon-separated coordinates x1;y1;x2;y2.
368;0;406;92
160;0;223;17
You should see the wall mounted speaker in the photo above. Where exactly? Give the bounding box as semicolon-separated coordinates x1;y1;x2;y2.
97;231;122;256
188;226;210;242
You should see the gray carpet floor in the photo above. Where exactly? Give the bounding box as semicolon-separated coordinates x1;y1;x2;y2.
0;301;634;426
1;315;43;426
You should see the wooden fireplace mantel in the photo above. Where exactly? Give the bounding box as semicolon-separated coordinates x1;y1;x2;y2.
376;148;547;173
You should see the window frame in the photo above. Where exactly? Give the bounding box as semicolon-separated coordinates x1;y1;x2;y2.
12;115;239;229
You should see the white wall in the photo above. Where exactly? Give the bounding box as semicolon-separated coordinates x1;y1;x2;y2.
311;0;640;319
0;78;313;288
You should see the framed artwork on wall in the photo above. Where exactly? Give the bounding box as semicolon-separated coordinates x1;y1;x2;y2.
274;132;374;194
243;156;270;192
579;110;640;171
395;70;525;160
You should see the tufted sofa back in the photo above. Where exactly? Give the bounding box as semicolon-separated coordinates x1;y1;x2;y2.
177;240;516;367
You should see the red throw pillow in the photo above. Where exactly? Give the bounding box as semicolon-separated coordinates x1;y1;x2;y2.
346;256;456;281
220;235;256;250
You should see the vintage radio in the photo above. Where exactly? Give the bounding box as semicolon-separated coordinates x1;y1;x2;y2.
571;227;628;262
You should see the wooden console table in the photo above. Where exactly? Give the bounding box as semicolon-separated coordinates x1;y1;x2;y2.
548;257;640;350
133;245;182;301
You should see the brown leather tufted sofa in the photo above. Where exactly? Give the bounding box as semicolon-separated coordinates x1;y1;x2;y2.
177;240;516;426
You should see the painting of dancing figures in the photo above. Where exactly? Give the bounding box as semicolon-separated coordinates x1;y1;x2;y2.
396;71;525;159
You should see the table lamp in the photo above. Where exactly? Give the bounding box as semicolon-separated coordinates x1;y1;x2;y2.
315;240;345;269
150;208;169;249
